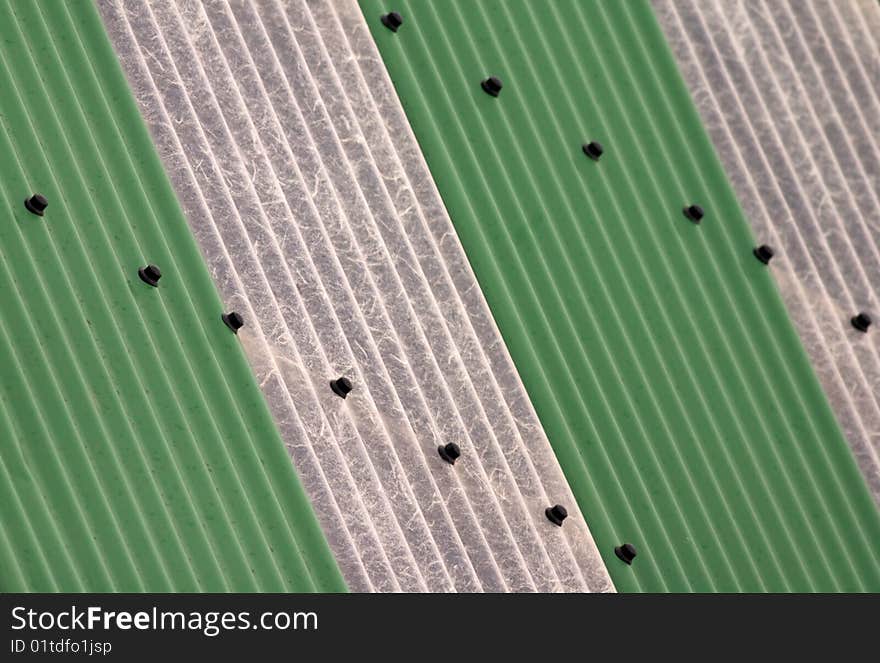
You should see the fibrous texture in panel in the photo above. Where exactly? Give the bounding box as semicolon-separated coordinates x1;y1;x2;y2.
361;0;880;591
98;0;613;592
0;0;345;592
652;0;880;505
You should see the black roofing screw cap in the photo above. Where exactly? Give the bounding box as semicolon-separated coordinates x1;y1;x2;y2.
753;244;775;265
137;264;162;287
330;376;353;398
380;11;403;32
614;543;637;565
683;204;704;224
545;504;568;526
221;311;245;334
24;193;48;216
438;442;461;465
851;312;872;333
481;76;503;97
582;141;604;161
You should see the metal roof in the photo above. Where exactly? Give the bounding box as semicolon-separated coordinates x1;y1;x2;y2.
361;0;880;591
652;0;880;505
0;0;344;592
97;0;613;592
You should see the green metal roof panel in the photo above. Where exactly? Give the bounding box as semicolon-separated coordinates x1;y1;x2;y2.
361;0;880;591
0;0;345;592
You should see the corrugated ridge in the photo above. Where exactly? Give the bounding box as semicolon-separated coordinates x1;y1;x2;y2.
652;0;880;505
0;0;344;592
361;0;880;591
97;0;613;592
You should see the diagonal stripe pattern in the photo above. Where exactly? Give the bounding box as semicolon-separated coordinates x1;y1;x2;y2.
653;0;880;505
98;0;613;592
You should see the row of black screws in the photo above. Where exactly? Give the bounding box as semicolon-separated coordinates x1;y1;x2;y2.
375;18;875;340
463;47;690;563
21;182;622;541
749;247;872;332
546;505;639;569
372;9;862;573
548;504;638;565
333;382;496;466
379;14;509;106
138;263;246;336
379;13;500;102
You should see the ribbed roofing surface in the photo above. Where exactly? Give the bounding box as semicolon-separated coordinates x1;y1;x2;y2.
98;0;613;592
652;0;880;505
362;0;880;591
0;0;344;591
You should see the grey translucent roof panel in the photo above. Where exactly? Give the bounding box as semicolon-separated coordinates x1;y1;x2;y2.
653;0;880;504
97;0;613;592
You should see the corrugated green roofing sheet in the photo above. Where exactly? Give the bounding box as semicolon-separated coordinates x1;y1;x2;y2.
0;0;345;592
362;0;880;591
